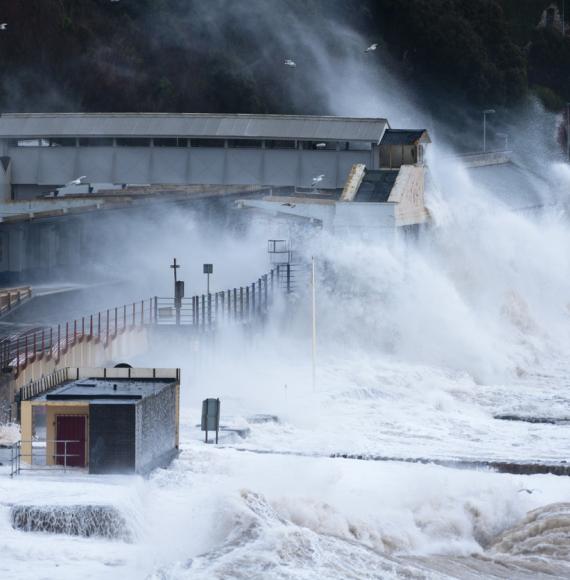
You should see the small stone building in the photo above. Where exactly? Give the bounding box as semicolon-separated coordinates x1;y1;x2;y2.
20;367;180;474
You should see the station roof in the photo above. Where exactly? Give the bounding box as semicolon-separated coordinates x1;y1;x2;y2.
0;113;389;142
354;169;399;202
36;378;174;402
380;129;430;146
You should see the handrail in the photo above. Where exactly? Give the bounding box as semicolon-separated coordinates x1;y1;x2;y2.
8;439;81;477
1;266;291;377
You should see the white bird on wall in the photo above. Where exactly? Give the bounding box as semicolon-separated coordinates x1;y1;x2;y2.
0;23;7;31
283;59;296;68
67;176;87;186
364;43;378;53
311;174;325;187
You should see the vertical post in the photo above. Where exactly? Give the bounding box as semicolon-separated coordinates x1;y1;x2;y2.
311;256;317;392
215;292;219;323
154;297;158;323
251;283;255;315
49;327;53;356
220;291;224;321
114;307;118;336
106;310;110;344
263;274;268;307
33;332;36;359
208;293;212;328
57;324;61;360
286;263;291;294
24;334;28;366
123;305;127;330
240;287;244;320
258;278;262;311
201;295;206;330
141;300;144;325
98;312;101;340
192;295;196;326
246;285;250;319
65;322;69;351
233;288;237;319
277;265;281;290
41;328;45;354
73;319;77;343
89;314;93;337
81;317;85;338
132;303;136;327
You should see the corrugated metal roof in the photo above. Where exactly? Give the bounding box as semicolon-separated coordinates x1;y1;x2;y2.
380;129;429;145
0;113;389;141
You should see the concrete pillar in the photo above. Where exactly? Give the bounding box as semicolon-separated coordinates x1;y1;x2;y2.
0;156;12;202
20;401;32;464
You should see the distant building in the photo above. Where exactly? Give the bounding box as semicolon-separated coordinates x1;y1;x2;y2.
537;3;565;33
238;128;431;234
20;367;180;474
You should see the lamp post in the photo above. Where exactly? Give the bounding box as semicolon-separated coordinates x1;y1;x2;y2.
483;109;496;152
567;102;570;162
496;132;509;151
203;263;213;294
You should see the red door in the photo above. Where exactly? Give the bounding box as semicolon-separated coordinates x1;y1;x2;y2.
56;415;87;467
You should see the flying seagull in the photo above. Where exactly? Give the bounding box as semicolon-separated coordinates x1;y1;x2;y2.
364;43;378;53
67;176;87;186
0;23;7;31
311;174;325;187
283;59;296;68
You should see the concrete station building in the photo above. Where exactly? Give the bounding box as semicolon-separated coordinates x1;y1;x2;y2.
20;367;180;474
0;113;431;283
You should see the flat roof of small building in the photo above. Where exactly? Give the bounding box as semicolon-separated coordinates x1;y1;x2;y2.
33;378;175;402
0;113;389;142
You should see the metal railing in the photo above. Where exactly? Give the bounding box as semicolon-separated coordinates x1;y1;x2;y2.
0;297;156;377
8;439;81;477
155;267;288;327
1;266;294;376
0;286;32;317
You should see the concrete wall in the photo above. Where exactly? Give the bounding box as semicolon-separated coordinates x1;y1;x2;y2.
4;144;375;196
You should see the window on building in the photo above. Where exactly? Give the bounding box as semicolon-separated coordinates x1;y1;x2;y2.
227;139;262;148
13;139;50;147
48;138;77;147
78;138;114;147
344;141;372;151
190;139;225;148
300;141;337;150
153;138;189;147
265;140;296;149
116;138;151;147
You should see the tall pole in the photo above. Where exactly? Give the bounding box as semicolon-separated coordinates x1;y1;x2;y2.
483;109;495;152
567;102;570;162
207;273;210;295
311;256;317;393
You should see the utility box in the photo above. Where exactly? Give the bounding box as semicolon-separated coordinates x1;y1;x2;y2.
174;280;184;308
201;398;220;443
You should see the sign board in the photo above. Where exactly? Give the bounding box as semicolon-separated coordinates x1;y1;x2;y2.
158;307;174;318
201;398;220;432
203;263;213;274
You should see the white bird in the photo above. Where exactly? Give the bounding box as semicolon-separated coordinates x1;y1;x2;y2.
315;142;326;149
311;174;325;187
283;59;296;68
67;176;87;186
0;23;7;31
364;43;378;53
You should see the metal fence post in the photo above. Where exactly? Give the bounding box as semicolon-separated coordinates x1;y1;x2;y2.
65;322;69;351
141;300;144;325
57;324;61;360
201;295;206;330
246;286;250;319
89;315;93;337
114;307;118;336
106;310;110;344
154;297;158;323
239;287;244;320
98;312;101;340
287;263;291;293
74;320;77;344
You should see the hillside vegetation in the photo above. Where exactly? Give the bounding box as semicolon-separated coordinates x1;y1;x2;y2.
0;0;568;113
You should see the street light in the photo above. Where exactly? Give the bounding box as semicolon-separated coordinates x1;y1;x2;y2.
496;132;509;151
203;263;213;294
566;102;570;162
483;109;496;153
